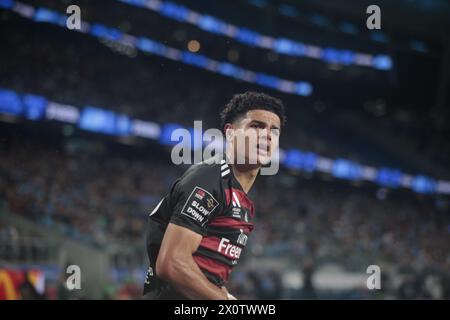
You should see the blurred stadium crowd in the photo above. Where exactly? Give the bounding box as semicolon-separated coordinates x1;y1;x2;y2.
1;0;450;299
1;131;449;299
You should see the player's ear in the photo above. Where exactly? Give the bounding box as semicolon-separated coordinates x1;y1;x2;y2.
224;123;234;142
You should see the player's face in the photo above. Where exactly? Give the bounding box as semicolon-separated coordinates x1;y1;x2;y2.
227;109;281;166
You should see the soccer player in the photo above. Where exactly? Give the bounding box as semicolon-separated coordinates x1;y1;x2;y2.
143;92;286;300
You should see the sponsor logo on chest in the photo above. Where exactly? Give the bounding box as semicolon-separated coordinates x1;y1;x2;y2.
217;230;248;260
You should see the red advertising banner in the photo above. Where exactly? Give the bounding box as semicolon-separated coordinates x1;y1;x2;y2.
0;269;45;300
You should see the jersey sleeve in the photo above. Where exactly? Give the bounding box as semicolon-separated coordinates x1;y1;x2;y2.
169;166;222;236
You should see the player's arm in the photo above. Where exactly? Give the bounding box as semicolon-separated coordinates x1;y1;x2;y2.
156;223;229;300
221;285;236;299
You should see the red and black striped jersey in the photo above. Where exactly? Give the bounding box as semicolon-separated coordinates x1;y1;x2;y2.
144;157;255;294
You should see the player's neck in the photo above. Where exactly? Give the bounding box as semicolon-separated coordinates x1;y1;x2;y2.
229;164;259;194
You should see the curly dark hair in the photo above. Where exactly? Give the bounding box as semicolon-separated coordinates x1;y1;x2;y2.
219;92;286;133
